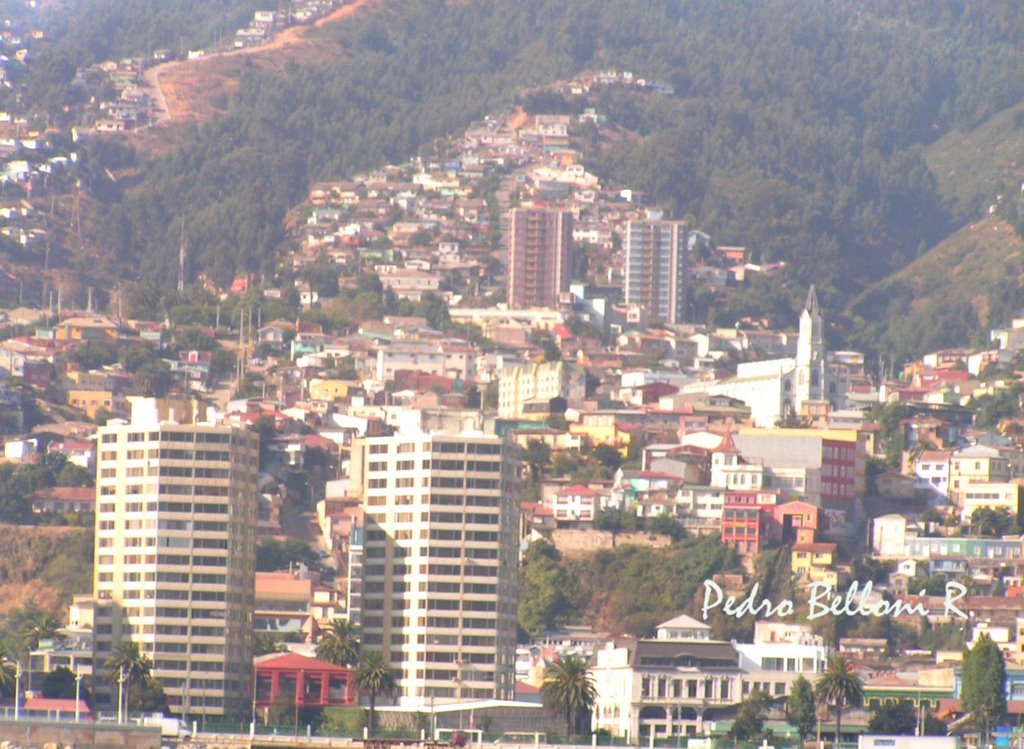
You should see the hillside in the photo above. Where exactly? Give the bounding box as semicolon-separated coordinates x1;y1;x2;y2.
136;0;383;140
0;525;94;620
80;0;1024;308
925;100;1024;226
847;214;1024;359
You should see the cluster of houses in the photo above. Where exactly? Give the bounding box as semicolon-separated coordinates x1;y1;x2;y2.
4;71;1024;742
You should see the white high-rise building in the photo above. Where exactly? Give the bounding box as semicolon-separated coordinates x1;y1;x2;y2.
624;218;688;324
349;432;519;706
92;399;259;718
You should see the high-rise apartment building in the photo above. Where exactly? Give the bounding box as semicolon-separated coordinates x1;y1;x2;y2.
507;208;574;309
624;218;689;324
92;399;259;718
349;432;519;706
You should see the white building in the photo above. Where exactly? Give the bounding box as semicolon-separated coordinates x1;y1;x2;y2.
911;450;952;498
698;287;848;427
498;360;575;419
91;398;260;717
872;514;912;559
349;431;520;706
591;615;742;741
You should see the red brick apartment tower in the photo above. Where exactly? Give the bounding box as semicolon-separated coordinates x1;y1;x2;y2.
506;208;574;308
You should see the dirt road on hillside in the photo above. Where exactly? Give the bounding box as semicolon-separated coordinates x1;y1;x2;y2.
138;0;380;129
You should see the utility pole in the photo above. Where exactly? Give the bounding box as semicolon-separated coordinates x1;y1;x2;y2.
117;665;126;724
13;662;21;720
75;669;82;721
178;215;186;293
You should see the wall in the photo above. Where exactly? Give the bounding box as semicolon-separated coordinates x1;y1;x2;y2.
0;719;161;749
551;529;672;559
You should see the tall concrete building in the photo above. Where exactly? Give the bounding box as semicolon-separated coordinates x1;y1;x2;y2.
624;218;689;324
92;399;260;718
350;432;519;706
507;208;574;309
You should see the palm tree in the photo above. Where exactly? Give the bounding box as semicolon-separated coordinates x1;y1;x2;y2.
105;642;153;716
540;655;597;740
0;646;16;698
354;652;397;734
316;619;362;667
253;632;290;657
815;654;864;749
20;611;60;652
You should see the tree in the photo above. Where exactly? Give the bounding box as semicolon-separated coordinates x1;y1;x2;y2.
524;440;552;484
133;359;174;397
730;689;769;741
104;641;153;715
868;700;917;735
21;611;59;652
267;687;298;727
787;675;817;741
970;507;1016;538
815;654;864;748
482;381;499;410
254;632;290;656
257;538;319;572
354;652;397;734
961;633;1007;744
41;666;78;699
0;659;14;698
317;620;362;667
130;679;169;713
591;444;623;474
648;512;685;541
518;546;573;636
540;655;596;739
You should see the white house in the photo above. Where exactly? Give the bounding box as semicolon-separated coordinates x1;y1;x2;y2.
872;514;912;559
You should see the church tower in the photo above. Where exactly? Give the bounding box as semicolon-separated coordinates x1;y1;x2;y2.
795;285;827;410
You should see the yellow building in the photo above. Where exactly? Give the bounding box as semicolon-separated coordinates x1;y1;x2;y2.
792;542;838;587
498;360;567;420
54;316;119;342
66;388;125;420
949;445;1015;506
308;378;359;402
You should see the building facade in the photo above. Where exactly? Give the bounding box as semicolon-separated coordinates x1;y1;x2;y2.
624;219;688;324
92;401;259;718
350;432;520;706
507;208;574;309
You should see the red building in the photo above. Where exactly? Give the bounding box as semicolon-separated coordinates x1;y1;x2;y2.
720;489;779;555
721;494;819;556
254;653;355;710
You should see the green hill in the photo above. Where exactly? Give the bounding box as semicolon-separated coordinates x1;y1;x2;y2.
847;214;1024;360
0;525;94;621
925;100;1024;226
82;0;1024;303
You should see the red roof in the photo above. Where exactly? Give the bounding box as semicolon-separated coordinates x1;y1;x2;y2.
714;431;740;454
23;697;91;714
28;486;95;503
255;652;351;673
556;484;599;497
303;434;336;451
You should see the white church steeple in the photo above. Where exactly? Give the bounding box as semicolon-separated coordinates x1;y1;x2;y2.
796;285;826;408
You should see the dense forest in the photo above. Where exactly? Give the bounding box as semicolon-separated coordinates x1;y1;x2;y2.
75;0;1024;359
